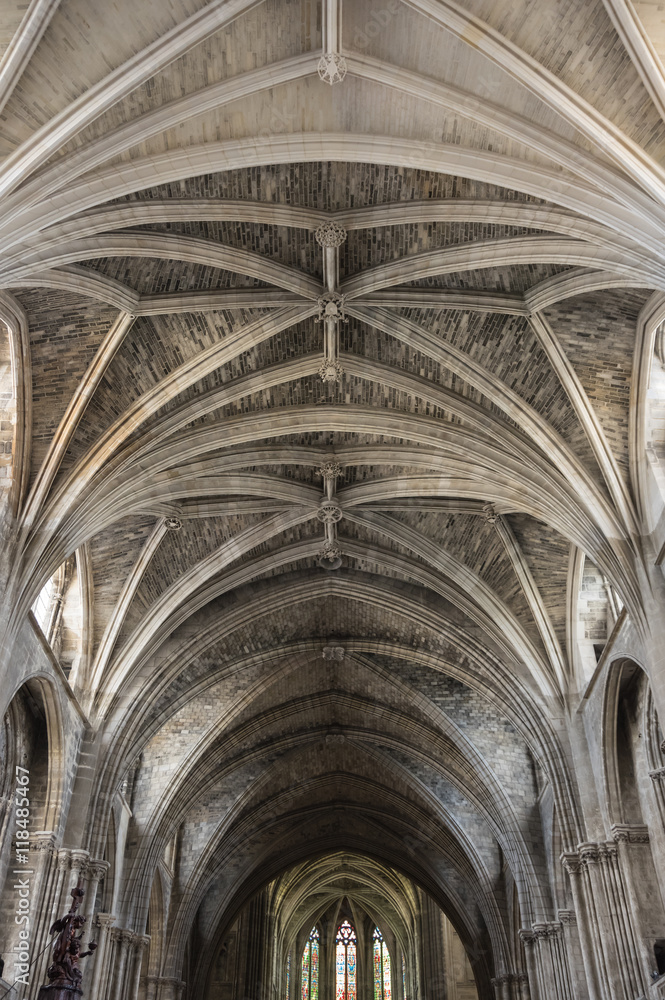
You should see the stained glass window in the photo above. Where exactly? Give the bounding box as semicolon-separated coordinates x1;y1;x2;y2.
335;920;357;1000
373;928;391;1000
402;955;406;1000
286;953;291;1000
301;927;319;1000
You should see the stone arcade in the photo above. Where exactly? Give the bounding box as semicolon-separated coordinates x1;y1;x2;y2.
1;0;665;998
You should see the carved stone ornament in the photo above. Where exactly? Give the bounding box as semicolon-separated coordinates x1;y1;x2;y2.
322;645;345;661
318;542;342;571
39;887;97;998
317;52;347;85
650;766;665;781
165;516;183;531
316;499;343;524
317;290;347;322
577;841;617;865
481;502;498;524
318;461;342;481
518;929;535;947
85;861;110;883
315;220;347;248
612;824;650;844
319;357;344;383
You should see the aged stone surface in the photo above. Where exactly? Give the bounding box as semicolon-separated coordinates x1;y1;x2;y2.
2;3;665;1000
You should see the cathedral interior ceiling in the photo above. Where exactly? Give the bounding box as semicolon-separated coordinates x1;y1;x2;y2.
2;0;665;994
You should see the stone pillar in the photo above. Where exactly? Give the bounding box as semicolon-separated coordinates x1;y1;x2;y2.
128;934;150;1000
562;842;647;1000
88;912;116;1000
516;972;530;1000
491;975;531;1000
150;976;186;1000
28;834;59;997
419;895;446;1000
111;929;135;1000
144;974;159;1000
519;925;574;1000
519;933;541;1000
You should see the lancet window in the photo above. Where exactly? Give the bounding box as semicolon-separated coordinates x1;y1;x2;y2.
335;920;357;1000
301;926;320;1000
373;928;391;1000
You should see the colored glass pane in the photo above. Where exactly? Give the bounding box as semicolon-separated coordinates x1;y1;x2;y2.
311;939;319;1000
335;921;358;1000
347;942;356;1000
336;942;345;1000
402;956;406;999
374;937;382;999
382;943;391;1000
301;942;310;1000
286;953;291;1000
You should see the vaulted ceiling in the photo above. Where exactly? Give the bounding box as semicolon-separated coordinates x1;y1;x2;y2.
1;0;665;991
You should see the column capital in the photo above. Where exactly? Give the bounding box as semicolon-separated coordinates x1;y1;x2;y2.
531;922;562;938
611;823;650;844
96;912;117;929
577;841;617;864
560;851;582;875
85;859;110;882
557;909;576;924
30;831;58;854
69;848;90;870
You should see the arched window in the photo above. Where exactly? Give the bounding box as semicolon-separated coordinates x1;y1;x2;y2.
335;920;357;1000
286;952;291;1000
301;927;319;1000
32;576;54;634
373;928;391;1000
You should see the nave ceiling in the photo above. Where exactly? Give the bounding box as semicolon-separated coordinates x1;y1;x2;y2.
2;0;665;996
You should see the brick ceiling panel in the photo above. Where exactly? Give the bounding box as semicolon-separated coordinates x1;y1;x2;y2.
116;163;549;210
14;290;119;488
79;257;271;294
504;513;572;658
87;514;158;656
543;289;652;486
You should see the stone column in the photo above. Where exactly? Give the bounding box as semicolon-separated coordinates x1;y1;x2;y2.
128;934;150;1000
152;976;186;1000
560;856;601;1000
27;833;59;997
144;974;159;1000
519;933;540;1000
516;972;530;1000
110;928;135;1000
419;895;446;1000
88;912;116;1000
519;925;574;1000
562;842;647;1000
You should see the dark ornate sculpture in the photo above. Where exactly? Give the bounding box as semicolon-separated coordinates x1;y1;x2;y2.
38;887;97;998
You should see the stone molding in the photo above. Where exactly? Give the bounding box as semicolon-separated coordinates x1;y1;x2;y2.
314;221;347;247
30;831;58;856
557;909;575;924
491;973;529;984
520;922;562;945
84;859;110;882
649;766;665;781
562;841;620;872
611;823;650;843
